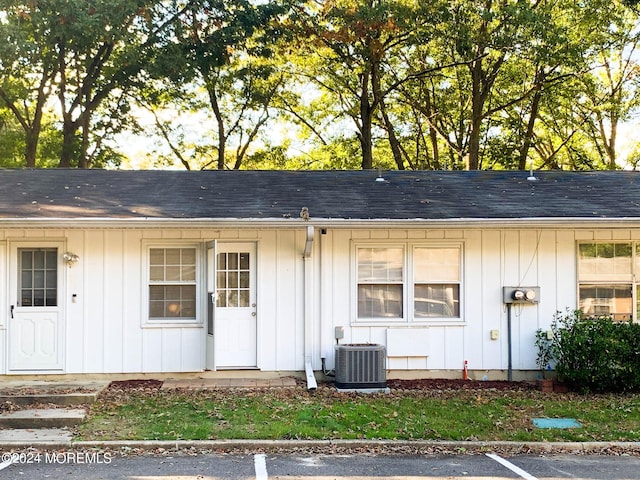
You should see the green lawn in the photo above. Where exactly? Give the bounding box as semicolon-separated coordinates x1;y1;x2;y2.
76;385;640;442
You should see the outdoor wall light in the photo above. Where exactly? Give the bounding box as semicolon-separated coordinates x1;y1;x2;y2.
63;252;79;267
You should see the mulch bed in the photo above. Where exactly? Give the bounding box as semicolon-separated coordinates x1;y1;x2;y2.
103;378;538;393
386;378;537;391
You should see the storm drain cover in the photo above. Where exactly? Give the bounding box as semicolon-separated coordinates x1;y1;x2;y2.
532;418;582;429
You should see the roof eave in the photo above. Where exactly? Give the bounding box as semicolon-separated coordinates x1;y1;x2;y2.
0;216;640;229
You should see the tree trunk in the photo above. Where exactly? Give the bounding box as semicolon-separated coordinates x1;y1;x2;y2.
59;121;75;168
377;98;404;170
381;105;404;170
468;114;482;170
24;129;39;168
0;86;45;168
25;84;47;168
424;89;441;170
518;71;545;170
77;92;91;169
358;72;374;170
207;82;227;170
605;120;617;170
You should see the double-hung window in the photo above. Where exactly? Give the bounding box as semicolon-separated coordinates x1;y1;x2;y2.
414;246;460;318
148;246;198;323
577;242;634;321
355;243;462;323
357;247;404;318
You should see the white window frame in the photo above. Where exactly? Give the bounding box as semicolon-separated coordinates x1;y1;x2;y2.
577;241;636;322
142;242;202;328
352;241;464;325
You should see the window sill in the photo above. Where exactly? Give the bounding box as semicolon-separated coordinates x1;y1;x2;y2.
352;319;466;327
142;321;203;329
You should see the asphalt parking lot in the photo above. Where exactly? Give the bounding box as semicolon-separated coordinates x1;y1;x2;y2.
2;451;640;479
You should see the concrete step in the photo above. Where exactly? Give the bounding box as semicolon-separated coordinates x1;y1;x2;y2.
0;381;107;406
0;392;99;406
0;428;73;447
0;408;86;429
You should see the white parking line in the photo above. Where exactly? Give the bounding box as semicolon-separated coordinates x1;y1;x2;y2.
486;453;538;480
254;453;268;480
0;457;16;471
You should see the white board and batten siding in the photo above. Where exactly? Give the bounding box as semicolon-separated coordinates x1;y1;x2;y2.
319;227;606;374
0;227;306;375
0;225;631;375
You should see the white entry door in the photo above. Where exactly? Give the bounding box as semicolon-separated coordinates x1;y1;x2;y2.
8;245;64;371
214;242;257;368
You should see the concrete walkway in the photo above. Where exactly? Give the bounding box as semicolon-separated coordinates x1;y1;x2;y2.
0;380;109;405
0;376;299;448
0;380;110;447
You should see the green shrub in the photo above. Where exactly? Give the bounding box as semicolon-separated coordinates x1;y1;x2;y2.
538;309;640;393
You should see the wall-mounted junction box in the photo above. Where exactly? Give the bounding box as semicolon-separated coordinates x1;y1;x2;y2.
502;286;540;304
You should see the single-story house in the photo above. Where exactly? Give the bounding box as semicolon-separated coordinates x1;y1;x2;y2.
0;168;638;380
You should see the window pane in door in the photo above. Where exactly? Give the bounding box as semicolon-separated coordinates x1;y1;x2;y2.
226;290;238;307
19;248;57;307
46;250;57;268
240;253;249;269
216;251;251;309
228;253;238;270
46;270;57;288
46;288;57;306
34;289;45;306
34;251;44;269
21;251;32;269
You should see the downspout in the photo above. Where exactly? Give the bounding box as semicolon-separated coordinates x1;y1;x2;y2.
507;303;513;381
303;225;318;390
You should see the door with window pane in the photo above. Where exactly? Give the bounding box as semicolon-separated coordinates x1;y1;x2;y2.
9;245;64;371
214;243;257;368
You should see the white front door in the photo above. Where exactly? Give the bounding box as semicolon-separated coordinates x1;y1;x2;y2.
214;242;257;368
8;244;64;372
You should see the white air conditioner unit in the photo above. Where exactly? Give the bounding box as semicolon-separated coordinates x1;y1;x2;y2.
335;344;387;389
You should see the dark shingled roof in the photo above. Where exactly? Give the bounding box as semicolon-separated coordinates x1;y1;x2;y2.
0;169;639;221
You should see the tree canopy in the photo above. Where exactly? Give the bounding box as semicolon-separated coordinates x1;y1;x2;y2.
1;0;639;170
